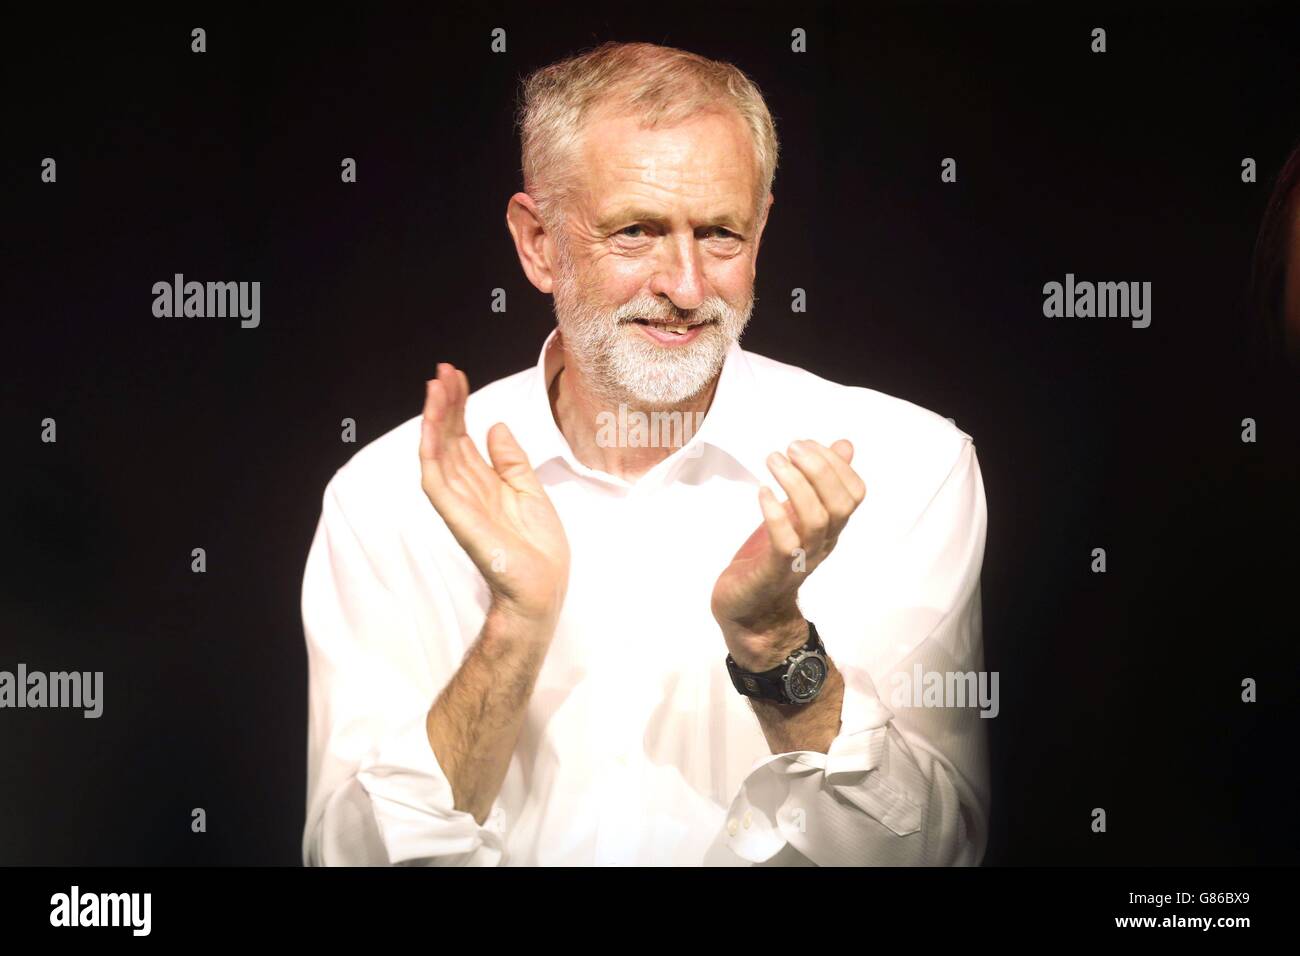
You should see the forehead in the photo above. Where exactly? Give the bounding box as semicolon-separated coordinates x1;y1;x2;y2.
574;106;758;217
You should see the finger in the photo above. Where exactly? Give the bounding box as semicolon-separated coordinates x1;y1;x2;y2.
800;439;866;508
445;364;468;438
438;367;496;504
766;451;828;548
420;429;495;563
455;368;471;436
456;433;499;503
758;485;802;560
487;422;545;497
418;380;508;568
429;365;484;503
420;384;455;509
436;363;467;472
421;379;475;504
786;439;857;521
831;438;854;463
420;378;447;462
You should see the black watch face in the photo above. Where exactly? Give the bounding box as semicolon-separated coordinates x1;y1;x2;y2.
787;656;828;702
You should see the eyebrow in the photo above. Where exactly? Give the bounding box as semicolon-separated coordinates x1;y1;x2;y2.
595;207;749;233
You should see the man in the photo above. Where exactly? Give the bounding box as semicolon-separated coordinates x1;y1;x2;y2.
301;41;990;866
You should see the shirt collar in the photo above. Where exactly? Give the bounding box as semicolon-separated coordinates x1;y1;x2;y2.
521;326;778;486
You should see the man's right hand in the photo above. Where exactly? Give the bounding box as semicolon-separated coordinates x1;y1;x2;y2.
419;362;571;623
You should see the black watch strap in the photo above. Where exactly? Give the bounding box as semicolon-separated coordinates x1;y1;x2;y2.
726;620;822;704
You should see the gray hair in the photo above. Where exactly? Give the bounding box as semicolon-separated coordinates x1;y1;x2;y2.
515;41;780;232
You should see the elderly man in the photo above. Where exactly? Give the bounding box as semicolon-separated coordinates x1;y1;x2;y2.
301;41;990;866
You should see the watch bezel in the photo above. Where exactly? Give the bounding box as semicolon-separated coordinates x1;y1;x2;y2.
781;646;829;704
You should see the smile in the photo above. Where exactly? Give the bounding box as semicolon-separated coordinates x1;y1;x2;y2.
629;318;713;345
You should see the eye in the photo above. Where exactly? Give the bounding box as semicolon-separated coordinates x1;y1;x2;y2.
705;226;739;240
618;224;647;238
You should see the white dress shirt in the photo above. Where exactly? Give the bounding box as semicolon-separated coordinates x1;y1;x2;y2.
301;326;990;866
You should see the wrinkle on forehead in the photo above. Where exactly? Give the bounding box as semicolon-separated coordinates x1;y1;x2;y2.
573;108;759;224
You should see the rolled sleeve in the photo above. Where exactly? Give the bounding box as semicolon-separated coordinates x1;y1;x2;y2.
302;472;506;866
356;710;506;866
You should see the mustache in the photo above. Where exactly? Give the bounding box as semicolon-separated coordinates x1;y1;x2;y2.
611;297;737;325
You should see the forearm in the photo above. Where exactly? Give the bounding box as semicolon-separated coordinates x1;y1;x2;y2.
425;603;557;824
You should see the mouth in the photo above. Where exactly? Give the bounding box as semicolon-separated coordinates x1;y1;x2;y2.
629;317;712;330
627;317;714;346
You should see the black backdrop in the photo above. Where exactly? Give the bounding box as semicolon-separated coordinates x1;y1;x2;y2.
4;2;1299;866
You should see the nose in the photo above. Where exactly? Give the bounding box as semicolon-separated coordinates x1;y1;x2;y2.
648;233;708;312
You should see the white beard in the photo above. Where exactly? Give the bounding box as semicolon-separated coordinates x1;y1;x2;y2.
550;237;755;407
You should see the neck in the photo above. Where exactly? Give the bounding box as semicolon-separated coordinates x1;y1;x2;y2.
548;335;721;482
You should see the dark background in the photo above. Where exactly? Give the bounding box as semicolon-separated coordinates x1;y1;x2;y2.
3;2;1298;866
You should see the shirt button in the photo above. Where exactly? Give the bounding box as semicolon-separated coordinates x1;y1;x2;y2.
727;817;739;836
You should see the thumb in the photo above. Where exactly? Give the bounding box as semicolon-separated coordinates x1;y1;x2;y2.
487;422;544;496
831;438;854;464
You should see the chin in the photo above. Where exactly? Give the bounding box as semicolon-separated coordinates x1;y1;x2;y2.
623;358;723;406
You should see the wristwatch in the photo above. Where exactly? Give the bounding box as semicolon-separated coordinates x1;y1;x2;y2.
726;620;829;706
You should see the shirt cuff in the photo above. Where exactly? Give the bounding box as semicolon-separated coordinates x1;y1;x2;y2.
721;664;923;863
355;710;508;865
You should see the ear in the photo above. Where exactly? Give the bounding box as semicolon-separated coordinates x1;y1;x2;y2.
506;192;559;294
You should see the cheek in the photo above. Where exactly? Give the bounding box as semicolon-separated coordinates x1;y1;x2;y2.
711;259;756;301
598;258;656;299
